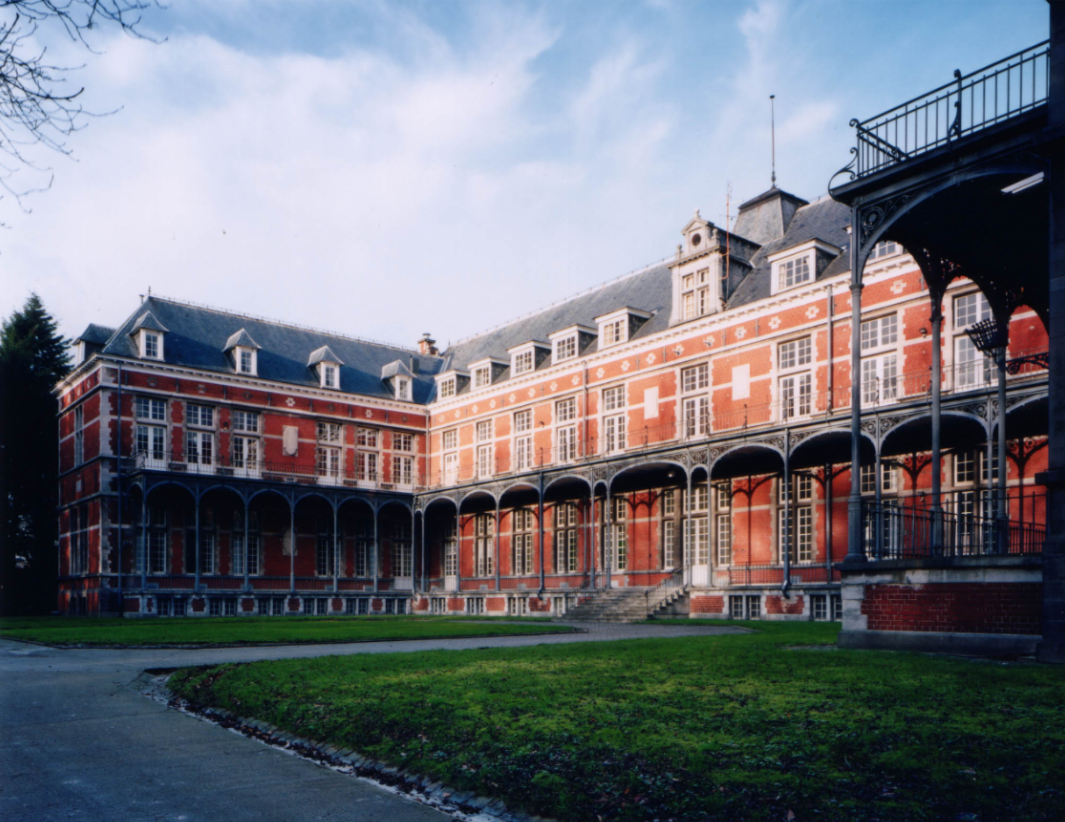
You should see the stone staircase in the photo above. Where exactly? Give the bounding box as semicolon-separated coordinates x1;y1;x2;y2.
564;588;654;623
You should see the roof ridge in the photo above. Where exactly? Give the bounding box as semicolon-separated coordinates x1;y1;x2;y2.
142;294;439;358
448;254;674;349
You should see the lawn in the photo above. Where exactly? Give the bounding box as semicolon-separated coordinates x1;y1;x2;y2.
0;615;575;647
171;621;1065;822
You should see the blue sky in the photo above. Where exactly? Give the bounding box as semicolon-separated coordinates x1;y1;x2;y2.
0;0;1049;349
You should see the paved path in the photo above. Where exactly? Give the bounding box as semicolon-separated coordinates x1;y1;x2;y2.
0;621;743;821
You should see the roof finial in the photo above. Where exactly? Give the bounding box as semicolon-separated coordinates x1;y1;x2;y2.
770;94;777;188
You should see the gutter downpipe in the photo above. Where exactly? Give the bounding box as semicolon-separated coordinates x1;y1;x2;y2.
538;471;546;596
781;428;791;598
116;361;124;616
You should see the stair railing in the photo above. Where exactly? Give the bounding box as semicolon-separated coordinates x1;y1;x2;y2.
645;569;687;616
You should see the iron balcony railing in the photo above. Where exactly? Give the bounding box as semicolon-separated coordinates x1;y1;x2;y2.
848;41;1048;179
859;496;1045;560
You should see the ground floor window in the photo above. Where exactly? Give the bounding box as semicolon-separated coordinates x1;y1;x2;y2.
209;598;223;616
315;598;328;615
729;594;761;620
385;598;395;615
392;521;412;577
552;595;567;616
157;596;172;617
358;598;369;615
258;598;270;616
430;597;447;614
467;597;484;615
509;597;528;616
812;593;828;621
272;597;285;616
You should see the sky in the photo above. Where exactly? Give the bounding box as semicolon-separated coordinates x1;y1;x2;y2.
0;0;1050;351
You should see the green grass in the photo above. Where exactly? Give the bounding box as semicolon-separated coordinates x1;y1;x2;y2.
0;615;575;647
171;621;1065;822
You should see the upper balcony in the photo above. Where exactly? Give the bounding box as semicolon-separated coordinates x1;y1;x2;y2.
838;41;1049;185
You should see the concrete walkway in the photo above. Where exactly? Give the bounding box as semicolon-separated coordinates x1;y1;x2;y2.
0;621;743;821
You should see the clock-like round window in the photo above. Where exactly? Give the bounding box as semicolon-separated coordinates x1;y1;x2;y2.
691;233;702;247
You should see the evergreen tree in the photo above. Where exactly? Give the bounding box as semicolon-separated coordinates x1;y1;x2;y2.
0;294;70;615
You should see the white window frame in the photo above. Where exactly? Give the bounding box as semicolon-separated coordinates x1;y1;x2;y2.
393;454;414;488
395;376;412;401
472;365;491;389
860;314;899;353
776;253;812;291
438;376;456;399
553;334;577;364
681;362;710;439
236;347;257;376
139;329;163;360
512;348;534;376
861;352;898;406
513;409;533;472
716;514;731;565
475;419;494;479
320;362;339;389
681;268;711;321
955;336;993;391
601;318;625;348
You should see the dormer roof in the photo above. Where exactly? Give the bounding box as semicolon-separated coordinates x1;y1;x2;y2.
381;359;414;381
76;324;116;345
308;345;344;367
129;311;168;335
224;328;262;351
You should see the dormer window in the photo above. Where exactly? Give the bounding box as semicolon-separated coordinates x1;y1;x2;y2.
439;377;456;399
513;349;533;376
594;308;651;349
681;269;711;320
602;319;625;347
473;365;491;388
225;328;262;377
778;254;811;290
554;335;576;363
143;331;161;359
395;376;412;401
129;310;168;361
309;345;344;390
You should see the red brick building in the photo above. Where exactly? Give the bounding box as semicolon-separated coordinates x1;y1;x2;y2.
55;188;1049;620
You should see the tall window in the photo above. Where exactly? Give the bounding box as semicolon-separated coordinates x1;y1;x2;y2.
682;268;711;320
716;512;732;565
357;427;378;483
681;363;709;439
513;409;533;472
684;484;709;566
954;292;994;390
777;254;811;290
316;422;342;483
191;507;216;575
554;503;578;573
316;517;335;576
439;377;456;399
475;514;494;576
861;315;898;406
778;338;812;420
322;363;338;389
443;519;458;576
475;420;494;478
186;404;214;472
70;505;89;575
392;520;412;578
611;496;628;570
238;349;254;374
147;503;168;575
143;331;160;359
232;410;260;476
512;508;534;575
860;463;896;494
393;455;414;486
442;429;459;484
73;406;85;466
602;386;626;453
355;517;373;577
231;508;260;576
555;397;577;463
393;432;413;452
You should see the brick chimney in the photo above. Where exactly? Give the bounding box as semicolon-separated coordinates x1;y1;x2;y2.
417;333;438;356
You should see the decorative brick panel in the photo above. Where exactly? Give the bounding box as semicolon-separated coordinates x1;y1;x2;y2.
690;595;724;614
861;583;1042;635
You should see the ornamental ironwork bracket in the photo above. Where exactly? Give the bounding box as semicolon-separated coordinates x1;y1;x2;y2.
1005;353;1049;374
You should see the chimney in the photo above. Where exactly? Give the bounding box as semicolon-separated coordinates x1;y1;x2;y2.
417;333;437;356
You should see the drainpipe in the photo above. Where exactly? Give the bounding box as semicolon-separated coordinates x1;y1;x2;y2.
826;283;835;412
116;362;124;616
538;471;546;596
781;428;791;598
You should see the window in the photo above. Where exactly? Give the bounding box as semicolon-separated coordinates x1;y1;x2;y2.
393;432;413;452
136;397;166;421
860;463;896;494
715;483;732;512
392;520;412;578
439;377;456;399
513;349;534;376
187;404;214;428
316;518;335;577
779;338;812;371
73;406;84;467
137;423;167;466
663;491;676;516
555;503;579;573
954;292;992;330
513;409;533;472
554;335;577;363
237;348;255;375
716;514;732;565
232;410;258;433
512;508;534;575
231;509;260;576
475;514;494;576
186;430;214;470
199;530;216;575
443;520;458;576
442;429;459;485
555;397;577;463
860;315;898;352
472;365;491;389
395;377;411;401
781;474;813;503
868;240;899;260
780;373;812;420
316;422;342;483
682;363;710;439
466;597;485;615
777;254;811;290
322;363;338;389
357;427;378;448
509;597;528;616
681;268;711;321
393;455;413;486
811;594;828;620
861;353;898;405
601;318;625;347
69;506;89;575
232;411;260;476
794;506;813;562
955;336;993;390
143;331;160;360
355;518;373;577
476;420;494;478
611;496;628;570
691;484;709;512
357;450;379;483
955;450;976;485
602;386;626;454
147;503;168;574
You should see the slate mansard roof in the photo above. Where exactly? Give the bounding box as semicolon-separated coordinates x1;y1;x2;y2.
75;192;854;407
96;297;445;403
